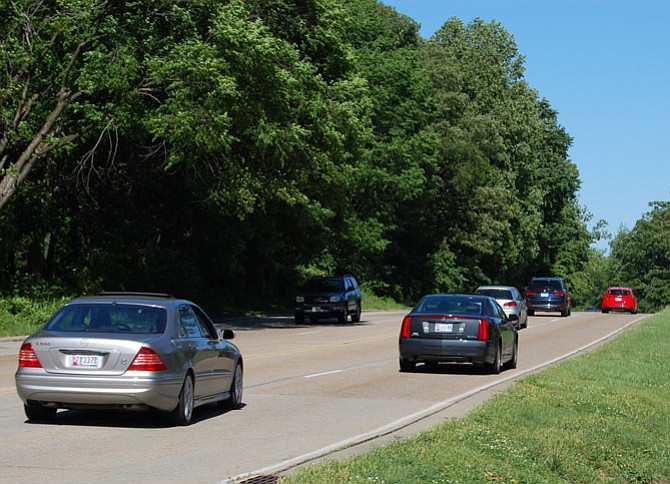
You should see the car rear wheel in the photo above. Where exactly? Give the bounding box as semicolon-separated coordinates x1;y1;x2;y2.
24;404;57;421
527;309;535;316
338;312;347;324
488;342;501;374
170;374;194;426
399;358;416;372
220;362;243;411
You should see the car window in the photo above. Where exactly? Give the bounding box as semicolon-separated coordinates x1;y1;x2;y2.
530;279;563;291
477;289;513;299
191;305;217;339
178;304;207;338
609;289;630;296
304;277;344;292
43;304;167;334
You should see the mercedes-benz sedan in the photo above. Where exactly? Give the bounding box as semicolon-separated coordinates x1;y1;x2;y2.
15;292;243;426
399;294;518;374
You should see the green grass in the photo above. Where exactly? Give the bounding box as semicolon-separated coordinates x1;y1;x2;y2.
0;295;70;337
283;310;670;484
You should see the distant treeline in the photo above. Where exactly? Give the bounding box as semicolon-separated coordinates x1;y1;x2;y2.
0;0;666;312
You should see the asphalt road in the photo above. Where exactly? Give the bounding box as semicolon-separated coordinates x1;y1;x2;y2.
0;310;647;483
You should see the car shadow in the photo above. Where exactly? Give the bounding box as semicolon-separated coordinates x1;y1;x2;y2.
24;402;248;428
216;315;370;331
410;362;495;376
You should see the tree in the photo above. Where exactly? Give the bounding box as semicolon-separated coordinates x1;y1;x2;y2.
609;201;670;312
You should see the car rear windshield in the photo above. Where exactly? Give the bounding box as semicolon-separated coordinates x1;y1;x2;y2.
608;289;630;296
43;303;167;334
477;289;513;299
529;279;563;291
414;296;485;315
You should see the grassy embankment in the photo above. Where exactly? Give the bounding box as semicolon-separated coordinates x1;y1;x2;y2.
283;310;670;484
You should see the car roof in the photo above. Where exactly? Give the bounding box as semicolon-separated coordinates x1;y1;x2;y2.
476;285;517;291
606;286;633;291
68;292;186;306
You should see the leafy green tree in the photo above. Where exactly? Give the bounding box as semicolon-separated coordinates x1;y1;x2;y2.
609;201;670;312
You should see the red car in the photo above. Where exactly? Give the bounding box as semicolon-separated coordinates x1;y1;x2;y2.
601;287;638;314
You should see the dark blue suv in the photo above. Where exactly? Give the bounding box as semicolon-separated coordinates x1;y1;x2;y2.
294;275;362;324
525;277;571;317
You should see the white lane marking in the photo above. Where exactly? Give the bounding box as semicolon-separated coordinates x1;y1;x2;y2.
304;370;343;379
297;331;320;336
221;314;649;484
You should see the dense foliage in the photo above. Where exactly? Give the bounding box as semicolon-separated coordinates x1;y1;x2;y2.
0;0;616;311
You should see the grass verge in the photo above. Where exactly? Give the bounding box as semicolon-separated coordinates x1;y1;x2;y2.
282;310;670;483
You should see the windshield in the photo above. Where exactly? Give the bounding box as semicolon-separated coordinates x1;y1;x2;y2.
43;303;167;334
303;278;344;292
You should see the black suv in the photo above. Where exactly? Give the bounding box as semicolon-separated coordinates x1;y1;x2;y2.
525;277;571;317
295;275;362;324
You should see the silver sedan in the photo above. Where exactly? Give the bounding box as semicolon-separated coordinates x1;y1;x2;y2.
15;292;243;426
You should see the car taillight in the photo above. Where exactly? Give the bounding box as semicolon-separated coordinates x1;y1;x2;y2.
553;290;565;296
503;301;518;308
18;342;42;368
128;347;167;371
477;318;489;341
526;290;537;296
400;315;412;339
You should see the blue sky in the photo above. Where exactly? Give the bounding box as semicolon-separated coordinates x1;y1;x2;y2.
381;0;669;251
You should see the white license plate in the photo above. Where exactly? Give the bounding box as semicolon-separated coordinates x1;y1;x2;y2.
310;307;323;312
541;292;549;297
69;354;102;368
615;297;622;301
434;323;453;333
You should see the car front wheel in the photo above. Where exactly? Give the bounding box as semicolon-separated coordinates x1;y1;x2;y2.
352;304;361;323
170;374;194;426
488;342;502;374
220;362;243;411
505;338;518;370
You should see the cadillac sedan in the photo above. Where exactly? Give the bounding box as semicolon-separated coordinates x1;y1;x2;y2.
15;292;243;426
399;294;518;374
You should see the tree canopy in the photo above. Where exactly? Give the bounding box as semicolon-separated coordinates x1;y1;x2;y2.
1;0;605;310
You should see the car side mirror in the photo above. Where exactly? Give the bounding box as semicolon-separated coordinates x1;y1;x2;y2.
220;329;236;340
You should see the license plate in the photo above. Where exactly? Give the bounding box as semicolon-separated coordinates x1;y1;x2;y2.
615;297;622;301
310;307;323;312
435;323;453;333
541;292;549;297
69;354;102;368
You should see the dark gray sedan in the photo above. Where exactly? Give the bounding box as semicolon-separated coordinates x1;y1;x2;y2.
15;292;243;426
398;294;518;373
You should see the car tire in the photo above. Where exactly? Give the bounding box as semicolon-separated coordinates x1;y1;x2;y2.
527;309;535;316
170;374;194;426
24;404;57;421
561;308;569;317
294;313;304;324
352;304;361;323
488;341;501;374
338;312;347;324
602;308;609;314
505;338;518;370
220;362;243;411
399;358;416;372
